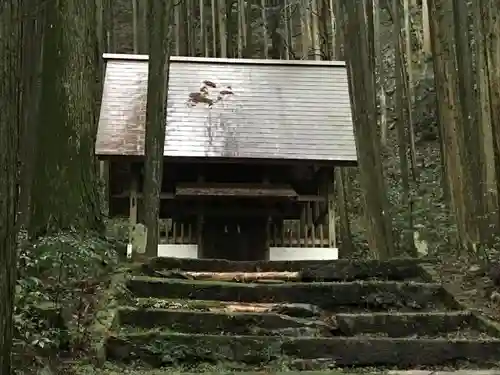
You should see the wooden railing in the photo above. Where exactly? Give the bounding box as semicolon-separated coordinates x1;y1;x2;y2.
158;220;195;244
158;219;332;248
268;220;330;247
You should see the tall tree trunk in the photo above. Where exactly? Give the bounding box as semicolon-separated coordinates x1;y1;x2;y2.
0;1;23;372
427;0;467;248
422;0;431;67
200;0;209;57
261;0;269;58
30;0;103;235
331;0;354;256
211;0;217;56
374;0;388;147
481;1;500;232
132;0;139;53
103;0;114;51
473;0;498;234
340;0;395;258
403;0;418;183
237;0;244;57
452;0;482;245
143;1;173;257
18;6;46;232
311;0;321;59
187;0;196;56
300;0;311;58
393;0;414;254
218;0;227;57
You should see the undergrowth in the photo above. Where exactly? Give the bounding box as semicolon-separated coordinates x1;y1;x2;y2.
13;230;121;375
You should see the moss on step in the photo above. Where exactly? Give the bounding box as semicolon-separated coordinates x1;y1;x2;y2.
143;257;429;281
129;297;324;318
335;311;477;337
118;306;333;336
105;330;500;368
89;273;127;367
126;277;448;310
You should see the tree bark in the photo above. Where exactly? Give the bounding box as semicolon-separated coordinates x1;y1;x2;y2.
473;0;499;234
143;0;173;257
393;0;414;253
0;1;23;372
340;0;395;258
18;6;46;232
30;0;103;236
427;0;468;249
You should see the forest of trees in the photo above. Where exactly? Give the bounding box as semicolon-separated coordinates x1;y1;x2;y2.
1;0;500;373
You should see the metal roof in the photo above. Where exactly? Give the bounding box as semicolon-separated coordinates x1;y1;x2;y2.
95;54;357;163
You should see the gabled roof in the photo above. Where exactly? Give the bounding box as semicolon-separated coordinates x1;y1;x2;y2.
95;54;357;163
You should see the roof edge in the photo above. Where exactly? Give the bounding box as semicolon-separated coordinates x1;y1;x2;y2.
102;53;346;67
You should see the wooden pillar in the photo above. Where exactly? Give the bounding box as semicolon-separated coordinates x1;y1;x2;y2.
326;169;337;249
196;174;204;258
319;167;336;249
99;160;110;215
263;176;271;258
128;171;139;259
129;175;138;242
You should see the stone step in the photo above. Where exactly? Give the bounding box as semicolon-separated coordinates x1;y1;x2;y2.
142;257;428;281
94;370;500;375
126;276;449;311
117;307;488;338
117;306;333;336
105;330;500;367
130;297;325;317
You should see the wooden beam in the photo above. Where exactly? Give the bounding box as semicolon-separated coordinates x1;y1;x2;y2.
296;195;326;202
167;206;296;218
112;191;175;199
175;182;298;198
113;191;324;202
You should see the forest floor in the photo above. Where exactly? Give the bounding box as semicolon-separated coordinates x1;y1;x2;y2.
434;255;500;324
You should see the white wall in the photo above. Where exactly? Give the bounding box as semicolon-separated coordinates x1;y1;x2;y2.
127;244;338;261
127;244;199;259
157;244;199;258
269;247;338;261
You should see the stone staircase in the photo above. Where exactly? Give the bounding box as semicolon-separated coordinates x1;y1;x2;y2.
105;257;500;371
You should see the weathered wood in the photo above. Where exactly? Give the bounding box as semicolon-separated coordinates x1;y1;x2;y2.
145;257;427;281
107;332;500;367
319;168;336;248
133;298;323;317
176;182;299;198
112;191;175;199
128;176;138;246
127;276;447;310
153;270;301;282
296;195;326;202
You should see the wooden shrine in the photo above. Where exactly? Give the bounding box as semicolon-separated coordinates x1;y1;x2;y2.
95;54;357;261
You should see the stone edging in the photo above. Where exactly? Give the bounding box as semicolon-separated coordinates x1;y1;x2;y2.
88;272;126;367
